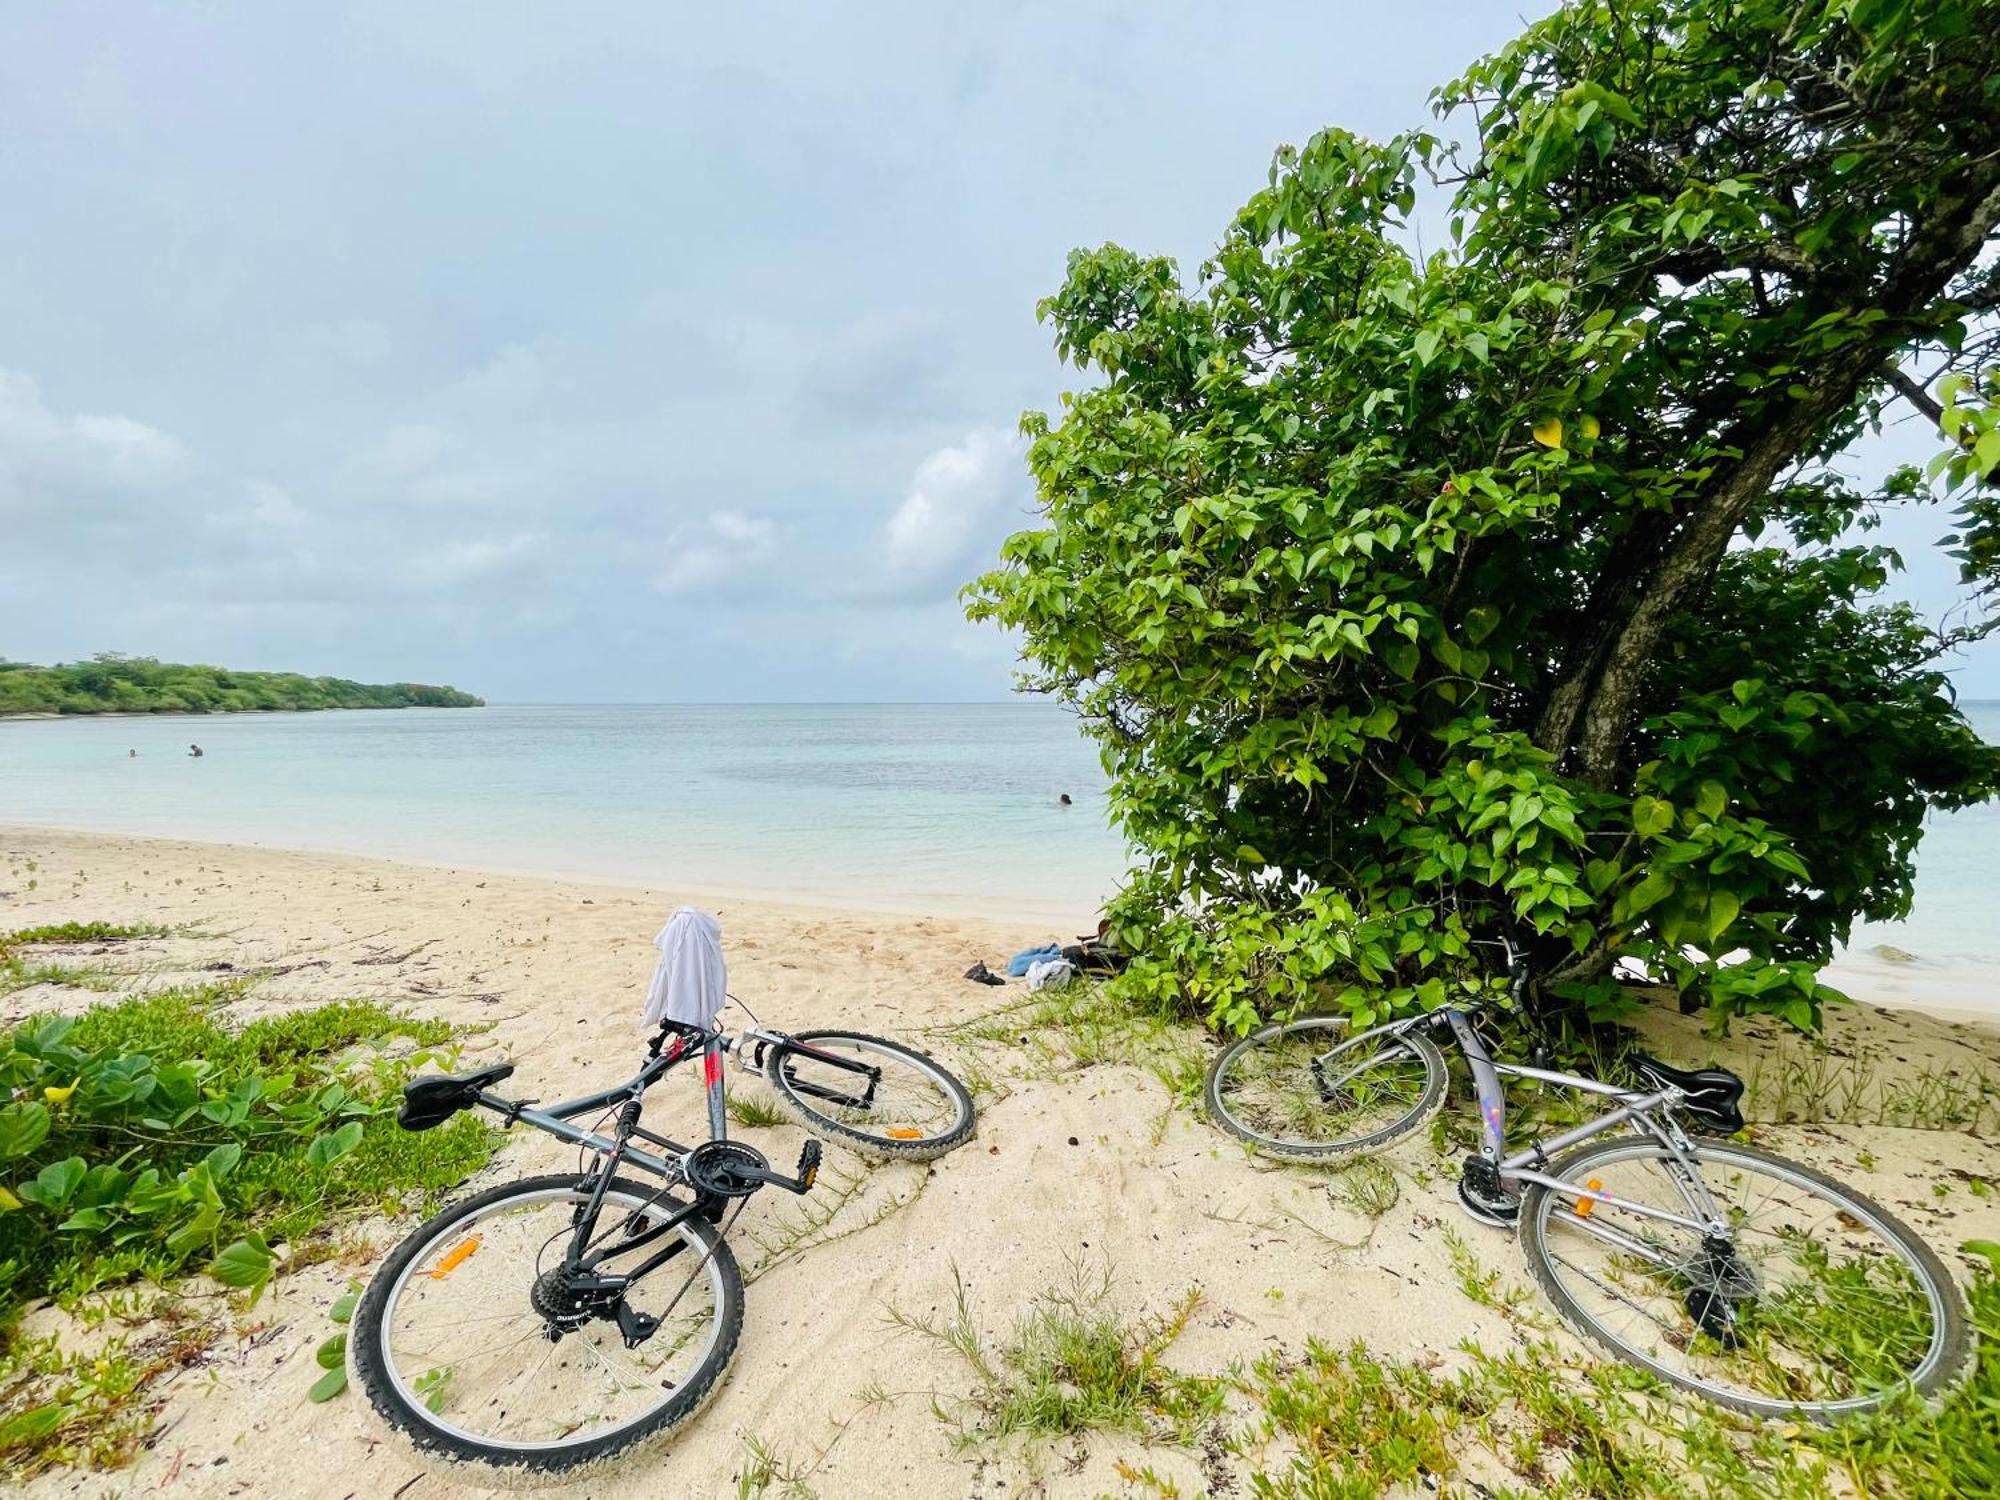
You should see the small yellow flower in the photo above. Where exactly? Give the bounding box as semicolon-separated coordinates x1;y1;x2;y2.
43;1081;78;1105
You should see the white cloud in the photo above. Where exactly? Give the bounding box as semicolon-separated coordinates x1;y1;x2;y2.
403;531;546;590
0;367;189;518
880;427;1027;586
656;508;781;596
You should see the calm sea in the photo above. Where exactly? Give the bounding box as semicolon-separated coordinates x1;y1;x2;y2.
2;701;1995;981
0;703;1121;923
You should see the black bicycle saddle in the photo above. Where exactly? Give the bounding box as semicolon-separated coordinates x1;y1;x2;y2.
1630;1053;1745;1134
398;1063;515;1131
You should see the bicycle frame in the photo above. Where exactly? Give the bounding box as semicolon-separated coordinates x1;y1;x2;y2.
1344;1007;1733;1248
462;1021;877;1285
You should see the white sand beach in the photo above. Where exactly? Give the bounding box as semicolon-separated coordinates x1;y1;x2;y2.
4;825;1998;1499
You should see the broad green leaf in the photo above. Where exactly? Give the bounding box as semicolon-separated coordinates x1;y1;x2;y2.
1631;797;1674;838
1706;890;1741;943
306;1121;365;1169
308;1367;348;1403
211;1235;277;1295
18;1155;87;1209
0;1101;51;1159
1625;870;1674;914
0;1402;66;1445
316;1332;347;1369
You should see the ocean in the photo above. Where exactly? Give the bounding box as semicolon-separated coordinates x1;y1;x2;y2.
2;701;1995;989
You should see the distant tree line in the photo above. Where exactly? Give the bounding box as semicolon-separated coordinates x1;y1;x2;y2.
0;654;484;716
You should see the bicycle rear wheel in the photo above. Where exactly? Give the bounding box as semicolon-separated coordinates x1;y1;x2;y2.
350;1173;743;1485
762;1030;974;1161
1204;1017;1448;1159
1518;1138;1971;1420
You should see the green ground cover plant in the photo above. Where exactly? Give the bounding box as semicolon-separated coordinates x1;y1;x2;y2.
969;0;2000;1034
0;982;493;1324
1235;1245;1999;1499
0;652;480;715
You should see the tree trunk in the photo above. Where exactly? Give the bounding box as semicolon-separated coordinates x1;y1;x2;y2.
1539;167;2000;785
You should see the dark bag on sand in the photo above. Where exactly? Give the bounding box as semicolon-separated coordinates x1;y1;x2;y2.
1061;937;1129;977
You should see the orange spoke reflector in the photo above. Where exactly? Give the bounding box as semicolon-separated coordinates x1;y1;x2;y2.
1575;1178;1604;1217
427;1235;482;1279
885;1127;923;1140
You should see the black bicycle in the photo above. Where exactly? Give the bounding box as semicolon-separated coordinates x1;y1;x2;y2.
348;1014;974;1483
1203;939;1972;1420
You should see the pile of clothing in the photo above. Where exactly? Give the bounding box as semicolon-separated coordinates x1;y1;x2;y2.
963;924;1130;992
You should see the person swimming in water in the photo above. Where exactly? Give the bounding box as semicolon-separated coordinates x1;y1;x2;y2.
188;743;203;758
1058;793;1072;806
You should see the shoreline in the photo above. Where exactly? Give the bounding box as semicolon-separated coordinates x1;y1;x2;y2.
0;820;1114;929
5;823;1993;1018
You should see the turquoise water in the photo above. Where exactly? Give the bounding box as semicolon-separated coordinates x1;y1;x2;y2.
0;704;1125;922
1;701;1994;968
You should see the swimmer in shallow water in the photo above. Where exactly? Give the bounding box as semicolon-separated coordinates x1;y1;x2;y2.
188;743;204;758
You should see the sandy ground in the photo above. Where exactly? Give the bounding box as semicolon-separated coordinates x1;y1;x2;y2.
3;825;1999;1500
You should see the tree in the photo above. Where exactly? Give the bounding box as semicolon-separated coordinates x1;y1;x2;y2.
968;0;2000;1033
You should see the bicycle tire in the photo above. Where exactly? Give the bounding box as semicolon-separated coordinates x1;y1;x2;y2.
350;1173;744;1486
762;1030;975;1161
1517;1137;1972;1420
1204;1017;1449;1160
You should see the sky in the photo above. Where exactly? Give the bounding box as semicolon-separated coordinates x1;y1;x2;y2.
2;3;1994;702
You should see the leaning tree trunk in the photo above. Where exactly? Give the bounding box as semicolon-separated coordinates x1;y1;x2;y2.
1539;165;2000;789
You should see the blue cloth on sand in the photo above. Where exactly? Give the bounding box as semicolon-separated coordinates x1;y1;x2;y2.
1006;943;1064;978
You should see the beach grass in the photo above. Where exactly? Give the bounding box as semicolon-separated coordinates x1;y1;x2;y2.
885;1255;1223;1449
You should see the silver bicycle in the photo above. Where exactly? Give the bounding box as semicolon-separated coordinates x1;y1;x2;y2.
1203;939;1972;1419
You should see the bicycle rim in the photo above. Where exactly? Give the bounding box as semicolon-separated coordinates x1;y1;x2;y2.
371;1183;730;1452
768;1033;970;1149
1209;1019;1443;1154
1523;1139;1962;1418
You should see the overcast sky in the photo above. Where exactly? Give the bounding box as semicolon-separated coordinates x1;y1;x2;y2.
3;3;1993;701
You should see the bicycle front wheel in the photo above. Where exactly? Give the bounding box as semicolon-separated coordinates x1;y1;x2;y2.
1204;1017;1448;1159
1518;1138;1971;1420
350;1173;743;1486
762;1030;975;1161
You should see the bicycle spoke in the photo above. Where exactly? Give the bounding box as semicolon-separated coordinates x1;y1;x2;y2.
369;1185;728;1450
1529;1143;1950;1415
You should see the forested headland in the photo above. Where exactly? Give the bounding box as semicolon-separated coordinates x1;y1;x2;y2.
0;655;483;716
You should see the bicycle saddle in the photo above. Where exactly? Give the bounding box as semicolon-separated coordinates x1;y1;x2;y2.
1630;1053;1745;1134
398;1063;515;1131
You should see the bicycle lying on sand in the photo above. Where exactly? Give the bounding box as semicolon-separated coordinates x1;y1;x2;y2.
349;1013;974;1483
1203;939;1972;1419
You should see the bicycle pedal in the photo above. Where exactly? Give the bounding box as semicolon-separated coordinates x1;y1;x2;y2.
795;1139;822;1192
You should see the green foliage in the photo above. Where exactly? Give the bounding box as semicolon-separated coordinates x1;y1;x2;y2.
1238;1251;2000;1500
0;652;480;716
0;985;492;1325
0;1322;217;1478
969;0;2000;1032
888;1257;1222;1447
